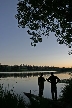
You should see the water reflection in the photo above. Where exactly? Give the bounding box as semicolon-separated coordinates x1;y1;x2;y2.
0;72;49;78
0;71;72;99
0;71;71;78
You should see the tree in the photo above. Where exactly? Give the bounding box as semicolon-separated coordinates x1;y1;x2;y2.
15;0;72;54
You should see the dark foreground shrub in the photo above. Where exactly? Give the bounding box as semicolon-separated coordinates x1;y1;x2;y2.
0;84;26;108
60;78;72;105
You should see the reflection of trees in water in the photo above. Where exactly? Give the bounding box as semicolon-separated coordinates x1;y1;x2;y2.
0;72;51;78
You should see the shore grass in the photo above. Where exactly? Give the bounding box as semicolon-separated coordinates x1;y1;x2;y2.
0;84;27;108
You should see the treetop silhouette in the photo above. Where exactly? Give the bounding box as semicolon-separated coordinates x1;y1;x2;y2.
15;0;72;54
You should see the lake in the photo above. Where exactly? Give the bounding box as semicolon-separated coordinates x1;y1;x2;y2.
0;71;72;101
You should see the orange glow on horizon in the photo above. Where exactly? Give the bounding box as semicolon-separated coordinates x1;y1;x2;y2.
1;62;72;68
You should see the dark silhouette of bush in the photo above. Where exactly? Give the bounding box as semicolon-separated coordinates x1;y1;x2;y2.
60;78;72;105
0;84;26;108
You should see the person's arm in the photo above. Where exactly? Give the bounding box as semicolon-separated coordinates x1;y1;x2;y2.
46;77;51;83
43;77;46;81
56;76;60;84
38;77;39;85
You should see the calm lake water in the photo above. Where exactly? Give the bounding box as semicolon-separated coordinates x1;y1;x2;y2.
0;71;72;101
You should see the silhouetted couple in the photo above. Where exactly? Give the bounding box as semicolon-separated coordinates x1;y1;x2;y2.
38;72;60;100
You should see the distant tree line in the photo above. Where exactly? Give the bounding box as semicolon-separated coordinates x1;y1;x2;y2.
0;64;72;72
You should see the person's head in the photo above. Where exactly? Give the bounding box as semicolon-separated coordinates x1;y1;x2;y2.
40;73;43;76
51;72;54;76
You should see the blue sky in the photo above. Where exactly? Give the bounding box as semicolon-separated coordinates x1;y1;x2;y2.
0;0;72;67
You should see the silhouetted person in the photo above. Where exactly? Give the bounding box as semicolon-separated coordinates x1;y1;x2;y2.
46;72;60;100
38;73;45;97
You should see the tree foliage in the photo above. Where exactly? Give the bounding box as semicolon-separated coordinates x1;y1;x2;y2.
15;0;72;53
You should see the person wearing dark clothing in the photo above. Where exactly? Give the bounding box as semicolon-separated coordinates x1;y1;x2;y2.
46;72;60;100
38;73;45;97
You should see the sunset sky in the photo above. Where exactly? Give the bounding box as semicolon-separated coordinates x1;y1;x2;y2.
0;0;72;67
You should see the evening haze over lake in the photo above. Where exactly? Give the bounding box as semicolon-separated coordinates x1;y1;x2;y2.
0;0;72;67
